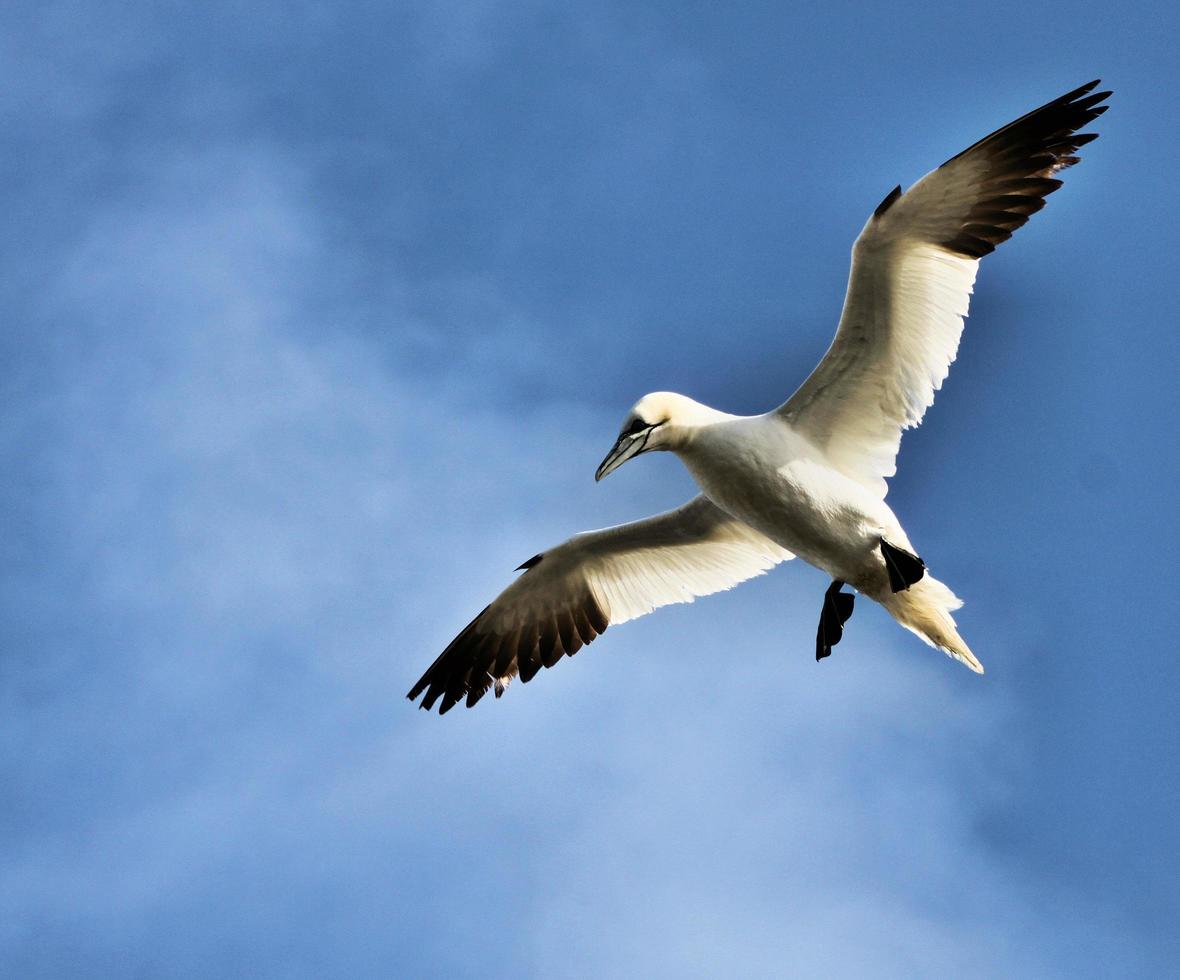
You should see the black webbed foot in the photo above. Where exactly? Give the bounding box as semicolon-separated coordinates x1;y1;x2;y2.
816;580;855;661
880;539;926;592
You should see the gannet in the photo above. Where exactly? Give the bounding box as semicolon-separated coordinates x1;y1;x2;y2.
409;80;1109;713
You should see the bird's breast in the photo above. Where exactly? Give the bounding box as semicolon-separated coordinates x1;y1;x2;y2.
679;431;890;577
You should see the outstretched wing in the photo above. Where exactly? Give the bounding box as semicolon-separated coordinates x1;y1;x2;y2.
408;496;792;713
778;80;1110;497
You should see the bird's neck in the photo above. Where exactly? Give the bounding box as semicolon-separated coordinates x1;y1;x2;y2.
664;401;740;451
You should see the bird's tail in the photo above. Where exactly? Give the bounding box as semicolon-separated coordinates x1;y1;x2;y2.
882;573;983;673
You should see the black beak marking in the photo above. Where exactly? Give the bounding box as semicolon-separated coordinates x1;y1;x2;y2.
596;421;663;480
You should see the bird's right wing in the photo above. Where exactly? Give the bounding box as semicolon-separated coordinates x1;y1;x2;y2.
777;81;1109;497
408;496;792;713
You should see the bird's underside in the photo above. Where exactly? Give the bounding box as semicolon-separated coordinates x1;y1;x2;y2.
408;80;1109;713
816;540;926;661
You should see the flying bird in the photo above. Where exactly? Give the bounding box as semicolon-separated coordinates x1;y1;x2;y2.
409;80;1110;713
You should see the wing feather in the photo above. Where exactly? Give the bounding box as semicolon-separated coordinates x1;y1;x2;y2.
778;81;1109;496
407;496;792;713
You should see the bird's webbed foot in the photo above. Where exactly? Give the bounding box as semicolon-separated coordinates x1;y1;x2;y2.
816;579;855;661
880;539;926;593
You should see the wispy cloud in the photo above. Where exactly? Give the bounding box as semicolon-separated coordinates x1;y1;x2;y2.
2;2;1177;977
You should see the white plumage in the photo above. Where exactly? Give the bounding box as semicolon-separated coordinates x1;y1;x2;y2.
409;81;1109;713
782;240;978;496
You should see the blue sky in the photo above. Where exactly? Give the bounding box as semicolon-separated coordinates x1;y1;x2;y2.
2;2;1178;977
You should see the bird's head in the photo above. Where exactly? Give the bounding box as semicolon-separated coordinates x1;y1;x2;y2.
595;391;721;481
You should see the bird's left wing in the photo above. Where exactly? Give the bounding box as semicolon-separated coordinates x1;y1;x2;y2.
408;495;792;713
777;80;1109;497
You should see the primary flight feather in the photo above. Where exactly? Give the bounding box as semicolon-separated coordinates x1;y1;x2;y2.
409;80;1110;713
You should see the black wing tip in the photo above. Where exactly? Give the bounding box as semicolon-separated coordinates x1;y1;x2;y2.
941;80;1112;170
873;184;903;219
515;553;544;571
1061;78;1103;102
938;81;1109;258
406;592;610;715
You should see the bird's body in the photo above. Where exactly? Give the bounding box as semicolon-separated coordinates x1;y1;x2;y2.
409;80;1110;713
604;395;979;669
677;410;900;590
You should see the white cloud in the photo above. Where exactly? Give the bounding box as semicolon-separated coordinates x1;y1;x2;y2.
0;96;1162;980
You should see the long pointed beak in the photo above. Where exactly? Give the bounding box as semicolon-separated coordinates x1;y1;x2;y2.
595;432;646;482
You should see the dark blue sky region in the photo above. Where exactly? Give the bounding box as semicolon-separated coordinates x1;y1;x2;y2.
2;2;1178;977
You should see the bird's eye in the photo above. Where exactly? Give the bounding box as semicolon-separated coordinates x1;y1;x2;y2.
624;418;649;436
